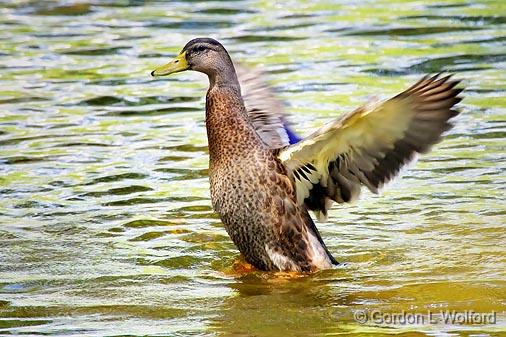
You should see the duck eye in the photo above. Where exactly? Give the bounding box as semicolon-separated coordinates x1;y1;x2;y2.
196;46;206;52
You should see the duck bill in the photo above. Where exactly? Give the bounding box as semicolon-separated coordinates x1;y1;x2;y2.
151;52;189;76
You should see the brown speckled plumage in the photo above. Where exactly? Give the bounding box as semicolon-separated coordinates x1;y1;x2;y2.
206;85;333;271
151;37;464;272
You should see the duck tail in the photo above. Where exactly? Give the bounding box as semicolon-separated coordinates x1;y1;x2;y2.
303;210;339;266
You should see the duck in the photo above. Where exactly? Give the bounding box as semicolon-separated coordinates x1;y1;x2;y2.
151;37;463;272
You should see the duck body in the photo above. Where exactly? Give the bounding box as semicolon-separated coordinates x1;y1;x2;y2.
151;37;463;273
206;83;335;272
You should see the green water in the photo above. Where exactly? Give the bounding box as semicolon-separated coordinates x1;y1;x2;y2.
1;1;505;336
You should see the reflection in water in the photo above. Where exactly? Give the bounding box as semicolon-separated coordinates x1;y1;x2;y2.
1;0;505;336
209;272;352;336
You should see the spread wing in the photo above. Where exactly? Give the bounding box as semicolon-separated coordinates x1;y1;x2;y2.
277;74;464;220
235;64;300;148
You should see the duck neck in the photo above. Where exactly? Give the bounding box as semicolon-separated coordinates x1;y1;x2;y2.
207;56;241;92
205;83;263;166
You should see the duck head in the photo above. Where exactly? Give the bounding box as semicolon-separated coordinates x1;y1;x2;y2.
151;38;236;85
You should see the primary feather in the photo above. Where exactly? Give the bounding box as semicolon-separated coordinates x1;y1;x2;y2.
278;73;463;220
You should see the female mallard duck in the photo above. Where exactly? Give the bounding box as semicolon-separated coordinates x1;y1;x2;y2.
151;38;463;272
